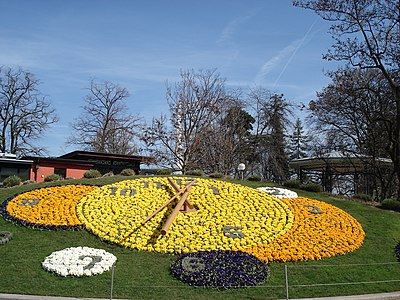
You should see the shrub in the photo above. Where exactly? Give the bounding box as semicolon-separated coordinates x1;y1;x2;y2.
208;173;224;179
283;179;301;189
352;193;373;202
44;174;63;182
83;169;102;179
395;242;400;261
300;183;323;193
381;198;400;212
2;175;21;187
247;175;261;182
120;168;135;176
156;168;172;175
184;169;204;177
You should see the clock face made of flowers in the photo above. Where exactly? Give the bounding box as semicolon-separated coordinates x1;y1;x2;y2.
1;177;365;262
76;177;295;254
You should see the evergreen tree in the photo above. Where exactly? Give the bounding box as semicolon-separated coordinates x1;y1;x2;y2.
288;118;310;160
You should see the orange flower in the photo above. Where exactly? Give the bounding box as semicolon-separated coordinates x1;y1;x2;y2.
242;197;365;262
4;185;98;229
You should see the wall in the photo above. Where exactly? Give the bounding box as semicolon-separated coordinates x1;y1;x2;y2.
31;163;91;183
32;165;55;183
66;168;88;180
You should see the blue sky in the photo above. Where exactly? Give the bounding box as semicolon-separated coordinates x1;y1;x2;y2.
0;0;337;156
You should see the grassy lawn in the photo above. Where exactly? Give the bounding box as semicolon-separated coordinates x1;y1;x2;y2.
0;176;399;299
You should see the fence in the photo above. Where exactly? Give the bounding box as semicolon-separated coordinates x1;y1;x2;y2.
103;261;400;299
106;261;400;300
283;261;400;299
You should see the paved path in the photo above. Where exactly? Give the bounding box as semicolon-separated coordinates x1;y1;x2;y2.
0;295;126;300
1;292;400;300
292;292;400;300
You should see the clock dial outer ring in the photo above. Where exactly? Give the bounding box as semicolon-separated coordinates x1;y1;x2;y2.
77;177;294;254
1;185;98;229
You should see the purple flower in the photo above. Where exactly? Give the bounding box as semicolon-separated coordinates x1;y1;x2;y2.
171;250;269;289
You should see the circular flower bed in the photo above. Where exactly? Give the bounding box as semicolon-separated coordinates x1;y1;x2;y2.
257;186;298;198
76;177;294;253
42;246;117;277
243;197;365;262
0;231;12;245
1;185;98;230
171;250;268;289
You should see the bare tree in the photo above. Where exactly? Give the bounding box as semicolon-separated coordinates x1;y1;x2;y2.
0;66;58;156
309;67;396;199
293;0;400;197
194;97;256;175
142;69;227;173
68;80;141;155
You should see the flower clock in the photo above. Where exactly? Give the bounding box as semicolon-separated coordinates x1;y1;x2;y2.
171;250;268;289
257;186;298;199
42;246;117;277
0;177;365;264
76;177;364;262
1;185;98;229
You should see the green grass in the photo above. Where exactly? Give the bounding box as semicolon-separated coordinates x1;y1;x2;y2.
0;176;399;299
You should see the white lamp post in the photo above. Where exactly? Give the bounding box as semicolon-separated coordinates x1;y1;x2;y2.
237;163;245;180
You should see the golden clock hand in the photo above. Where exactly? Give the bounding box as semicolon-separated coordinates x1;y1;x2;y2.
167;177;195;210
141;179;197;225
160;182;195;235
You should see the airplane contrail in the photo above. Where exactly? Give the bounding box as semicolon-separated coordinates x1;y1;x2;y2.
272;17;319;89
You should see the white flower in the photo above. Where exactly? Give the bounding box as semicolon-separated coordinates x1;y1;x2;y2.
42;246;117;277
257;187;298;199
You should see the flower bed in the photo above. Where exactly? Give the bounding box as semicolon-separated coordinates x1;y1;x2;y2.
1;185;98;230
171;250;268;289
0;177;365;263
243;197;365;262
77;177;294;253
42;246;117;277
257;186;298;198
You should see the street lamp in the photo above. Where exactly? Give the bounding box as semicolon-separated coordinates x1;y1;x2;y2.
237;163;245;180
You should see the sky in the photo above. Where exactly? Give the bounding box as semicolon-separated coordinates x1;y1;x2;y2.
0;0;338;157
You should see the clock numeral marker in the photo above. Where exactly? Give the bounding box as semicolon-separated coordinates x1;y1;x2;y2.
181;256;205;272
108;186;118;196
223;225;245;239
19;198;40;206
78;255;102;270
142;181;149;188
304;204;323;214
154;182;163;189
120;188;136;196
208;186;220;195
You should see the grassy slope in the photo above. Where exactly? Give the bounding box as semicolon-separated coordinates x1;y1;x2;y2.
0;177;399;300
